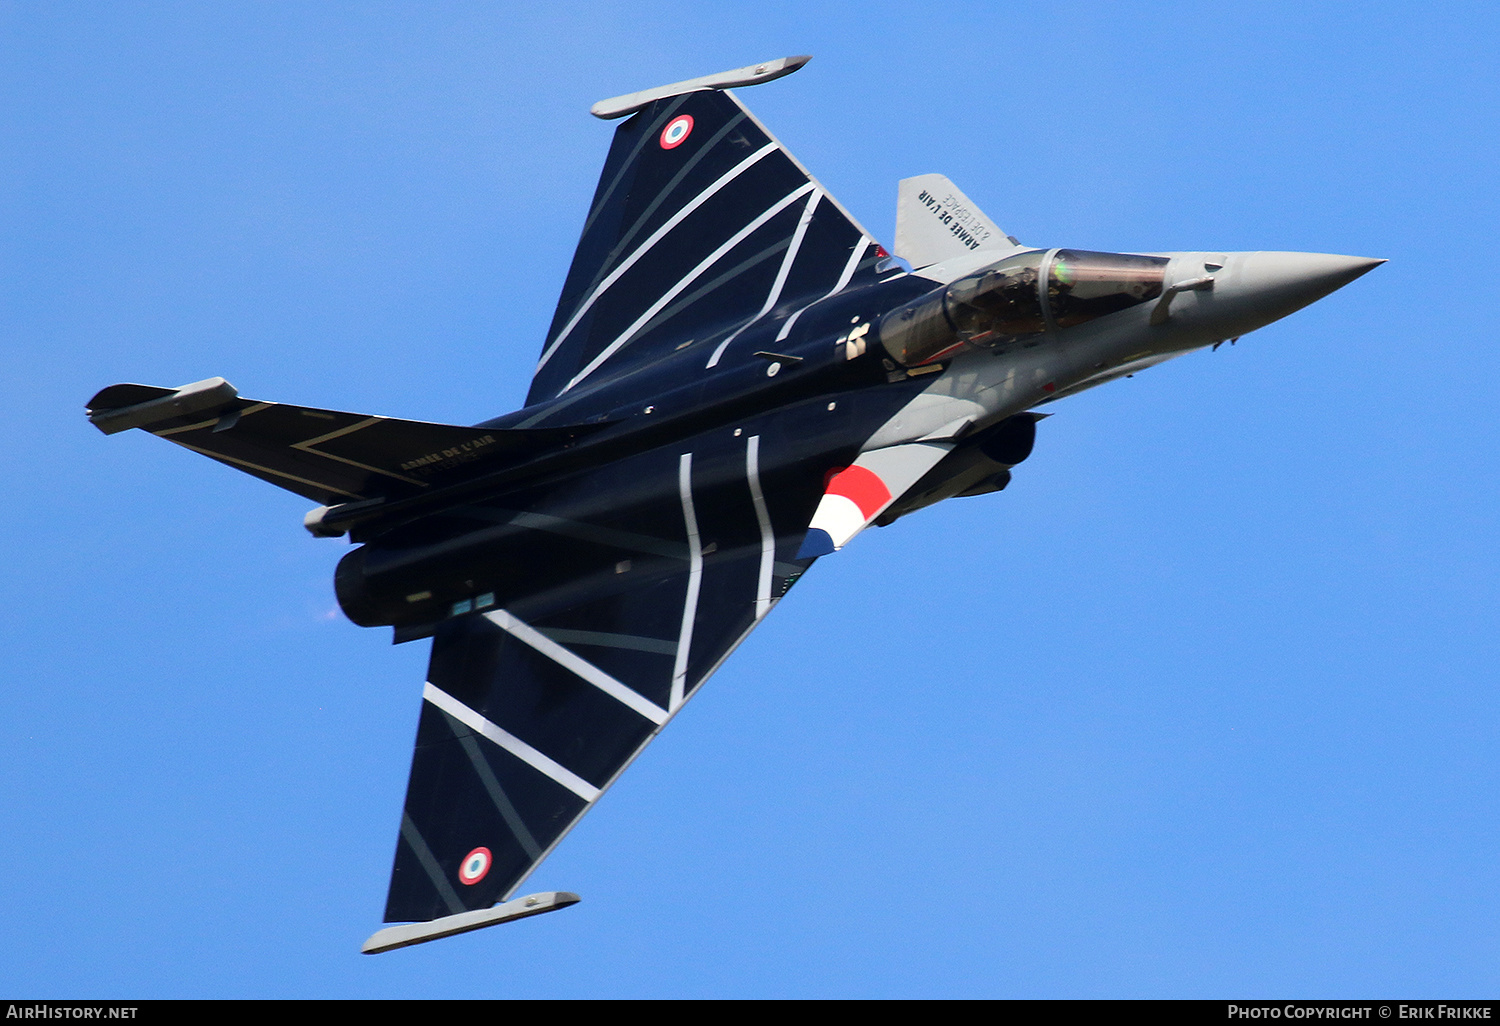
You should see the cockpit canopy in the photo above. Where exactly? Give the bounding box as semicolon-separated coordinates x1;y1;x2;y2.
879;249;1170;367
1046;250;1168;328
945;251;1047;346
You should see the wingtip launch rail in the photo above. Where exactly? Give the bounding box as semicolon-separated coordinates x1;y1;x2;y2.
87;377;239;435
360;891;581;954
590;55;811;120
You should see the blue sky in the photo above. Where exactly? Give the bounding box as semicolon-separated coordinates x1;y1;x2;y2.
4;1;1499;998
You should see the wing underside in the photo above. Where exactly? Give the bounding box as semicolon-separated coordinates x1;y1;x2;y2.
383;428;825;923
526;87;885;405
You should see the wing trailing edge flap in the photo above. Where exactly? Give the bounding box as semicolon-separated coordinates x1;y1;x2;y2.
86;379;595;507
894;174;1023;272
796;441;954;558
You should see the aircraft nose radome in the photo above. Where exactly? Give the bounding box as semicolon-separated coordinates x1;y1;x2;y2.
1231;251;1386;322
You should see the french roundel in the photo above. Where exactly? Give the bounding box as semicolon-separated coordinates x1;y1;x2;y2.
659;114;694;150
458;846;492;885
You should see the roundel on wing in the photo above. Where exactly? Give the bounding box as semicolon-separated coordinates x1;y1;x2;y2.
458;846;492;885
660;114;694;150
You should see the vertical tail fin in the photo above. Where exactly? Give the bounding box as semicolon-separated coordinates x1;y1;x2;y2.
894;173;1021;270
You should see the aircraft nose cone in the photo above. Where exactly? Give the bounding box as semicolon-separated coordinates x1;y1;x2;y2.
1237;251;1385;312
1210;251;1385;336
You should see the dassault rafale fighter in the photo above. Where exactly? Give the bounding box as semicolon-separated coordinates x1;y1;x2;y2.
87;57;1382;952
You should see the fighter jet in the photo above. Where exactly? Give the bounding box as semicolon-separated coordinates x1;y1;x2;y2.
86;57;1383;953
